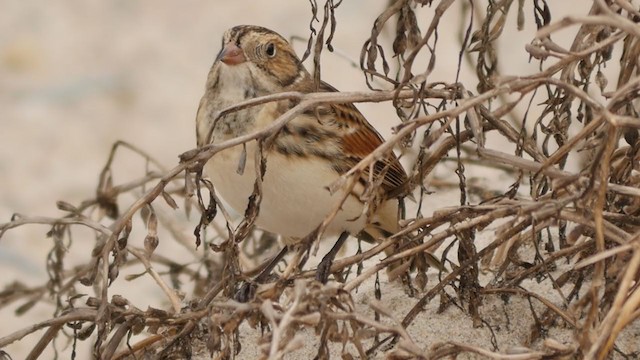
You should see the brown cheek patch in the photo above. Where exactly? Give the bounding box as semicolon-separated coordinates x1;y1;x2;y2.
270;49;302;88
278;61;301;87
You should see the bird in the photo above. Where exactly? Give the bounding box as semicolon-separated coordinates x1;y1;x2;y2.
195;25;409;284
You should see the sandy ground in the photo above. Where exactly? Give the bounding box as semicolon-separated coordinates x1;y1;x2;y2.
1;1;638;359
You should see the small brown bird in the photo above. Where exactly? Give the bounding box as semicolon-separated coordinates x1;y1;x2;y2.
196;25;408;282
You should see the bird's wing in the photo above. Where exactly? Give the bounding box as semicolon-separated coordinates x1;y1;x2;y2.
318;81;407;194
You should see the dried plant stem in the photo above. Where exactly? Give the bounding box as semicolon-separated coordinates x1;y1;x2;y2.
25;324;63;360
483;288;576;327
430;341;547;359
128;247;183;313
0;215;112;237
588;244;640;359
0;308;97;347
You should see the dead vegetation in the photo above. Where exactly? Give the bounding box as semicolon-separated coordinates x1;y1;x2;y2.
2;0;640;359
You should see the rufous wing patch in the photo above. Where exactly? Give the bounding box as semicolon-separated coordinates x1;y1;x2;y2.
318;82;407;193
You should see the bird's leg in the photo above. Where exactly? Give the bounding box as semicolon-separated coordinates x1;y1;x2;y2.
235;245;290;302
295;242;312;271
316;231;350;283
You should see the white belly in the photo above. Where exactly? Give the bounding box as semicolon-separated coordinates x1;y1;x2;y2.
205;141;370;239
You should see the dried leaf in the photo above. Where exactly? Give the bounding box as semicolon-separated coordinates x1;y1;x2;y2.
162;191;179;210
15;299;37;315
77;323;96;340
56;201;78;213
595;70;608;92
144;234;159;255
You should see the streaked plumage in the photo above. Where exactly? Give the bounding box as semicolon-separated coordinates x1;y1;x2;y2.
196;25;406;242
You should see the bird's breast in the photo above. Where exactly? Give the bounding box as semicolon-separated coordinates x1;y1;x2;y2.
205;141;374;239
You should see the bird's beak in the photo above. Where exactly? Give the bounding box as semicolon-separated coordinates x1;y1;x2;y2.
216;42;246;65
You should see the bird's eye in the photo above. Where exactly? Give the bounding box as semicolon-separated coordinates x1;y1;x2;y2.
265;42;276;58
